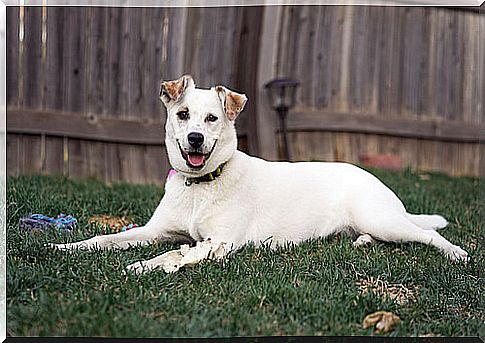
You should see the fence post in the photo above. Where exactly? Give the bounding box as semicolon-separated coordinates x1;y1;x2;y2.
254;6;282;161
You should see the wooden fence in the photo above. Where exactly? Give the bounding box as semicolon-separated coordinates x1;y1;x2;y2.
6;6;260;183
6;6;484;184
269;6;484;177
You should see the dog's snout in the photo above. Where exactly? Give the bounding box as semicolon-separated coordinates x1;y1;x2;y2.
188;132;204;149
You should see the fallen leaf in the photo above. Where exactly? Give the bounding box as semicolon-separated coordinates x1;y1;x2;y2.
363;311;401;333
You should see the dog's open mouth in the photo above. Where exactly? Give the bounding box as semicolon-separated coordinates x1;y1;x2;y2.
177;140;217;169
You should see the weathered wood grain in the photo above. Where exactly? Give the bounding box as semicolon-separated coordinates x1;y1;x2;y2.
84;6;107;116
63;8;87;113
19;134;42;175
21;7;43;109
7;7;19;108
44;7;64;111
288;110;482;143
288;132;480;176
8;108;165;145
44;136;64;176
6;6;485;181
234;6;264;155
6;134;20;176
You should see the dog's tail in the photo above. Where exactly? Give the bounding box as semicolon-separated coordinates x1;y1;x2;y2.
405;213;448;230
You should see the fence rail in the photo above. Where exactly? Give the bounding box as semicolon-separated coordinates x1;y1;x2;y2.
287;110;483;143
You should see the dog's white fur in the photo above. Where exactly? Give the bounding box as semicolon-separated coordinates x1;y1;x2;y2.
51;75;469;273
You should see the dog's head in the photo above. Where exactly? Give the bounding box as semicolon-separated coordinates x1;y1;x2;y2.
160;75;247;177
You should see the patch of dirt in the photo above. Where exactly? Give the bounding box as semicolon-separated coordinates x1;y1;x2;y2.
356;276;419;305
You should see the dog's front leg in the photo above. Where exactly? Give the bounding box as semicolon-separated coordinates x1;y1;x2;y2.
126;239;232;275
50;225;162;251
49;198;182;251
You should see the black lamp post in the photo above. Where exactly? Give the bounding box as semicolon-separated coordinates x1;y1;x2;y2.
264;78;300;161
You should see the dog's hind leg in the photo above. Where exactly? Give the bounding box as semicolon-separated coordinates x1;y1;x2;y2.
353;212;468;261
353;234;376;247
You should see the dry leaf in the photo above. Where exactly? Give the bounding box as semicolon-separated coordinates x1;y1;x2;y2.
363;311;401;333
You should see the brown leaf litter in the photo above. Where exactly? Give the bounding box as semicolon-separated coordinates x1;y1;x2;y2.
88;214;132;232
362;311;401;333
356;276;419;305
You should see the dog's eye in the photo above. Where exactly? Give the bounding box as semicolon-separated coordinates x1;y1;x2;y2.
177;110;189;120
206;114;218;122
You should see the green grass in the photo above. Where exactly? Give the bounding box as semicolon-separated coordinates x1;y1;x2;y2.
6;169;485;337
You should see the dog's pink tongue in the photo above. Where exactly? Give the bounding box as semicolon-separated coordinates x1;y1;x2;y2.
188;154;205;167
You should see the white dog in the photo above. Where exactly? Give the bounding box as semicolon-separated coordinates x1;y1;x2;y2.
50;75;469;273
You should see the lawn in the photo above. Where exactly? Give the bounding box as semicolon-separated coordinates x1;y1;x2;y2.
6;169;485;338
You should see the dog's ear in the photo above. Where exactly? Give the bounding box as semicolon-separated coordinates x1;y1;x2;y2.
160;75;195;106
214;85;247;121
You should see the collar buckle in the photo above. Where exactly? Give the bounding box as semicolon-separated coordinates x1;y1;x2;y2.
183;162;226;187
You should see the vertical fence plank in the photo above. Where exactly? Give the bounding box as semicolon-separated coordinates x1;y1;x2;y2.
445;10;461;121
435;9;449;119
141;8;164;121
165;7;187;80
143;145;166;185
401;8;423;118
67;138;87;179
417;8;432;117
368;7;382;114
103;143;118;183
183;8;203;83
104;8;122;117
44;7;64;110
21;7;43;109
337;6;353;112
85;7;107;116
294;6;315;107
118;8;142;119
328;7;344;111
7;7;19;107
20;135;42;175
85;141;107;180
218;7;240;86
6;134;20;176
61;8;88;113
475;13;485;125
349;6;368;113
233;7;264;155
44;136;64;175
377;7;392;115
461;11;477;124
391;8;405;116
311;7;325;109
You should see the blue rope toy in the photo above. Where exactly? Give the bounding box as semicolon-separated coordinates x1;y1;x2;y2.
19;214;77;234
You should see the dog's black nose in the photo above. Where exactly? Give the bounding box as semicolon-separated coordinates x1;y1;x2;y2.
187;132;204;149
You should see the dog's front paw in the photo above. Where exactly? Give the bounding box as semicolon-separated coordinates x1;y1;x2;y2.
45;242;75;251
445;245;469;262
126;261;160;275
45;242;89;251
